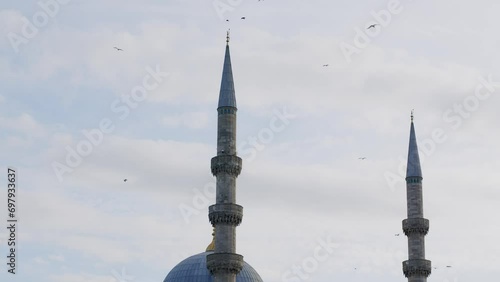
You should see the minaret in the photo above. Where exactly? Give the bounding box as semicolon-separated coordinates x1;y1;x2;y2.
206;31;244;282
402;111;432;282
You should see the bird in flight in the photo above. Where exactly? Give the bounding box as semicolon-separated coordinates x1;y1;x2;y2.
446;266;452;268
241;17;246;20
123;179;127;182
114;47;123;51
323;64;329;67
358;157;367;160
367;24;379;29
395;233;400;236
226;19;229;22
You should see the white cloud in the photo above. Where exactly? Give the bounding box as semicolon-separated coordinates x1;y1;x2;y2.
0;9;25;37
48;254;65;262
162;111;209;129
49;273;114;282
0;113;47;138
161;115;181;128
34;257;49;264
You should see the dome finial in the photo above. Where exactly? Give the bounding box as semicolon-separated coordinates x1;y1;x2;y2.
206;227;216;251
226;29;230;45
411;109;414;122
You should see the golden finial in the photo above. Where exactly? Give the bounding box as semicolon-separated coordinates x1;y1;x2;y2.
206;227;216;251
226;29;230;45
411;109;414;122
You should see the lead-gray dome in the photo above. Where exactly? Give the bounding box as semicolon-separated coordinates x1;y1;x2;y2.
164;252;263;282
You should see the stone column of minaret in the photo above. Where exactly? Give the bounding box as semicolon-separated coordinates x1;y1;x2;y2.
206;32;244;282
402;112;432;282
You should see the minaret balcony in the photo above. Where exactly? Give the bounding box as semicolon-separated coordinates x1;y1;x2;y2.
209;204;243;226
402;218;429;236
402;259;431;278
211;155;242;176
207;252;244;275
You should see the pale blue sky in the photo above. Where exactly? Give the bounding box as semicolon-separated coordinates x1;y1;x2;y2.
0;0;499;281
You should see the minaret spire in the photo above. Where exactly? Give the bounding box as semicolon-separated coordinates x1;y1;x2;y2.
402;111;431;282
206;33;244;282
218;31;236;109
407;111;422;178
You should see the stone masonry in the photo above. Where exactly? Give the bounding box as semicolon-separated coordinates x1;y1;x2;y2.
403;114;431;282
206;33;244;282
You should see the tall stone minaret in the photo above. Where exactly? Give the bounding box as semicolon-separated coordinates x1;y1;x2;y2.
402;112;432;282
206;32;244;282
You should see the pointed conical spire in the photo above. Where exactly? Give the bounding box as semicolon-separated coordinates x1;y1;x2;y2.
217;31;237;108
406;110;422;178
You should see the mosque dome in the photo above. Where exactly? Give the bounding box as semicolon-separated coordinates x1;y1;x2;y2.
164;251;263;282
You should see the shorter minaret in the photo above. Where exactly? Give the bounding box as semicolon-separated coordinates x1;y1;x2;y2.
402;111;432;282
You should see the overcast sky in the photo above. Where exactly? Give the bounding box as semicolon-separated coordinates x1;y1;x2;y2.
0;0;499;281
